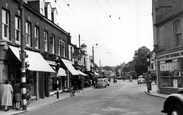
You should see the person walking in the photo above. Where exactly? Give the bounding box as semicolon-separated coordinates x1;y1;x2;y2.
145;72;152;93
1;80;13;111
14;81;21;110
26;80;32;106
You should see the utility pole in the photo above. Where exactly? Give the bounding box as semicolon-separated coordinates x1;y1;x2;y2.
79;34;80;48
92;46;95;78
20;0;27;110
92;44;98;78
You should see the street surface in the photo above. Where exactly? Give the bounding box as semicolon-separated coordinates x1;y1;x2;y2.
21;80;165;115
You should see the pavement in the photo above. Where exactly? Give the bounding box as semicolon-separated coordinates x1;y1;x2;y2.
0;83;168;115
0;87;92;115
145;84;168;99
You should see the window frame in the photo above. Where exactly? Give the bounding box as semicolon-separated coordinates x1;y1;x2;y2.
34;26;39;49
44;31;48;52
174;19;182;46
15;16;21;44
25;21;31;47
2;9;10;41
50;35;55;54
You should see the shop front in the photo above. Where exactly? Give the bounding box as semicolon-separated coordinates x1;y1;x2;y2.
8;45;55;99
61;59;79;90
157;50;183;94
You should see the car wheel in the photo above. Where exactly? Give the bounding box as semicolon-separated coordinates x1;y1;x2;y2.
167;103;183;115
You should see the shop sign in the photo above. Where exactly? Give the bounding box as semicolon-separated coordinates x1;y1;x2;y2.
158;51;183;60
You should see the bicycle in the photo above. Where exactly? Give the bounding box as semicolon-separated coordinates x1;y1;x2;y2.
69;87;75;97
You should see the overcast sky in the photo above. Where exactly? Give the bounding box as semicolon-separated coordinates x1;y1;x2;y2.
46;0;153;66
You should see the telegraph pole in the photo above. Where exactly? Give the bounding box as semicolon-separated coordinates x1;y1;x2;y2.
20;0;27;110
92;46;95;78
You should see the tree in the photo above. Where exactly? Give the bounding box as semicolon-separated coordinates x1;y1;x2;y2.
134;46;150;76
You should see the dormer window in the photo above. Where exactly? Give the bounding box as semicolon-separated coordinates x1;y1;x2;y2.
40;0;45;16
51;8;58;23
45;2;52;20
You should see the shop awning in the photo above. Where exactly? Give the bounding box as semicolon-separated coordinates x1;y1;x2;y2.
57;68;66;77
61;59;79;75
9;46;55;73
77;70;87;76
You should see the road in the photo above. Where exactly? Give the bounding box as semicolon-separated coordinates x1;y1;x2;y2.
21;80;165;115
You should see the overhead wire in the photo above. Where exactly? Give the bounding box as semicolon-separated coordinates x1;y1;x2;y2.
95;0;121;31
54;0;84;32
105;0;131;34
105;0;120;19
62;0;105;42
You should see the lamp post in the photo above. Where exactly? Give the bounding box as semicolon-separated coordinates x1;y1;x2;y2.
92;44;98;78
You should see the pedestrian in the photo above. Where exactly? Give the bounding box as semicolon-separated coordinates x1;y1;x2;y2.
11;80;16;109
26;80;32;106
14;80;21;110
1;80;13;111
145;72;152;93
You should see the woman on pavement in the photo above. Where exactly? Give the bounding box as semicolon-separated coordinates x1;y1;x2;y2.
14;80;22;110
1;80;13;111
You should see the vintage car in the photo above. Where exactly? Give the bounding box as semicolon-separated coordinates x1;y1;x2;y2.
137;75;145;84
95;78;108;88
162;90;183;115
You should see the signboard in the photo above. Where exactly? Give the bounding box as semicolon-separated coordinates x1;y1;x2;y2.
157;50;183;61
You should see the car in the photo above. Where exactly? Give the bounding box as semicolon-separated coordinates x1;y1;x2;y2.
95;78;107;88
162;91;183;115
137;75;145;84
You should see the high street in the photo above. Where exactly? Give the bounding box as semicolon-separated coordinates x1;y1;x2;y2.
19;80;165;115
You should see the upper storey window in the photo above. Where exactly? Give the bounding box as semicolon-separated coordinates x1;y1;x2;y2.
34;26;39;49
26;21;31;47
173;19;182;46
44;31;48;52
2;9;10;41
15;16;21;44
50;35;55;54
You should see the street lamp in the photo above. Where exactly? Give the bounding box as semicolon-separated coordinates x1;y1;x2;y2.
92;44;98;78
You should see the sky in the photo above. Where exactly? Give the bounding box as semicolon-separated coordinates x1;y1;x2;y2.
46;0;153;66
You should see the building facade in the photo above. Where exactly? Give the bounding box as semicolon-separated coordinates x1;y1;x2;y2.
152;0;183;94
0;0;77;103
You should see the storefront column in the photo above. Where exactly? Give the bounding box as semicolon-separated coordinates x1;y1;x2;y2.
36;72;39;100
155;59;160;92
67;70;70;88
0;61;4;104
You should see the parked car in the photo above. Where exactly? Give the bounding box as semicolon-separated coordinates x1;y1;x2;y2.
162;91;183;115
137;75;145;84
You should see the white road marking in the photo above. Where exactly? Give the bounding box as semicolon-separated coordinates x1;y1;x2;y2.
119;83;129;91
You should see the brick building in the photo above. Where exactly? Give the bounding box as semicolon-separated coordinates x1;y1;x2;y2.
152;0;183;94
0;0;79;103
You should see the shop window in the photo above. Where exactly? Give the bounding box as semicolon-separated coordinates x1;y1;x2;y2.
159;59;183;88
